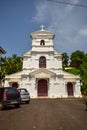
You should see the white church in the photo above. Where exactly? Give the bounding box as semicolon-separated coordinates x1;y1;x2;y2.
4;25;81;98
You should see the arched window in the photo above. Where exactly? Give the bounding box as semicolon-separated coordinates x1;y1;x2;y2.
40;40;45;46
39;56;46;68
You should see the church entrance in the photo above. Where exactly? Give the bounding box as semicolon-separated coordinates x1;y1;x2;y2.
67;82;74;96
38;79;48;97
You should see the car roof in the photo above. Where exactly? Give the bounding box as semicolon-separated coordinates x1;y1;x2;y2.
18;88;27;90
0;87;18;90
0;87;11;89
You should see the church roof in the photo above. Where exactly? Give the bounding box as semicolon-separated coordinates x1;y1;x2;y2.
30;25;55;39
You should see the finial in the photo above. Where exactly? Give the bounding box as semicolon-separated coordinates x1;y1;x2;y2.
40;25;45;31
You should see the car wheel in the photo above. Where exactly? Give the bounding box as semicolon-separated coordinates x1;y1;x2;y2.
0;103;4;110
15;104;20;108
25;101;29;104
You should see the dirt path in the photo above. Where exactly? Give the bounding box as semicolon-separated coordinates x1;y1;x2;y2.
0;98;87;130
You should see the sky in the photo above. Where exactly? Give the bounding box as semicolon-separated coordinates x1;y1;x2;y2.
0;0;87;57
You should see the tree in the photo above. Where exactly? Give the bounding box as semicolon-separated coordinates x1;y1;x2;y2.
62;52;69;69
70;50;85;68
0;54;22;80
80;61;87;94
9;54;22;73
65;68;80;75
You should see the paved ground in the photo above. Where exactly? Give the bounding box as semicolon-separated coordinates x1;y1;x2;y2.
0;98;87;130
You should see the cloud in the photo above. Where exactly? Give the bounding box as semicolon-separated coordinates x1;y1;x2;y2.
32;0;87;55
32;1;50;23
65;0;79;11
70;0;79;4
79;28;87;36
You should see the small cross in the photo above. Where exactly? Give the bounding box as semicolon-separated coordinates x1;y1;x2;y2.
40;25;45;31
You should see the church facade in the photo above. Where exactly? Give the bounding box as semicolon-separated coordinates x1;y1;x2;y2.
4;26;81;98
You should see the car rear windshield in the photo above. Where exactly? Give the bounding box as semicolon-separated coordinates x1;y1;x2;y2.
4;87;18;94
20;89;28;93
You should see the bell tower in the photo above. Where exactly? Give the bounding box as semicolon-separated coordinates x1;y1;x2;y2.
30;25;55;52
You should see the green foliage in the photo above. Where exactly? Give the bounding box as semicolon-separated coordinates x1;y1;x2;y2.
62;52;69;69
80;62;87;77
62;50;87;94
80;61;87;93
70;50;85;68
68;51;87;94
0;54;22;80
65;68;80;75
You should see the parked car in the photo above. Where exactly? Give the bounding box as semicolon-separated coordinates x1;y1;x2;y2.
18;88;30;104
0;87;21;110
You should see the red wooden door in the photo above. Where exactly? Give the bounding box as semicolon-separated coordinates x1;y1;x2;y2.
67;82;73;96
38;79;48;96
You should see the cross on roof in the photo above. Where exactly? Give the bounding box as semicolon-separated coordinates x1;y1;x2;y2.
40;25;45;31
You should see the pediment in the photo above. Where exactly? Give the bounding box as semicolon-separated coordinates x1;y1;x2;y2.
35;72;50;78
30;68;55;78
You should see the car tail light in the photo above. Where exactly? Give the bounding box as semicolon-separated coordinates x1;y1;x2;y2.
3;93;7;100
